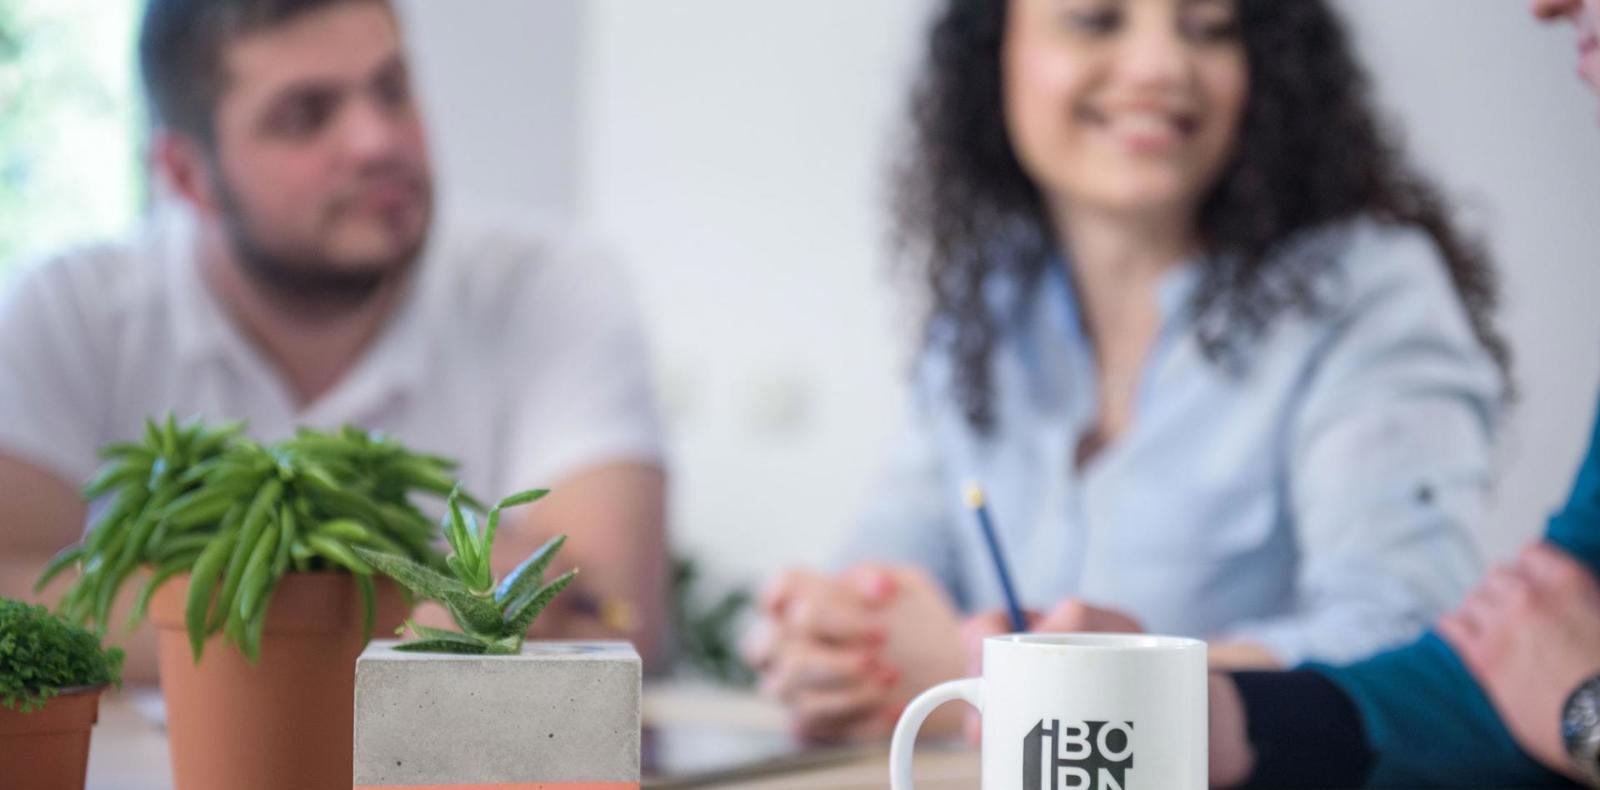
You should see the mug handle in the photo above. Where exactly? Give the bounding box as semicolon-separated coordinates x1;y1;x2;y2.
889;678;984;790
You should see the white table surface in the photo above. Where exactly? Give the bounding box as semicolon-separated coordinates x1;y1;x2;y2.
86;682;980;789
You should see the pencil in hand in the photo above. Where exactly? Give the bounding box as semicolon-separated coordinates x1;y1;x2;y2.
963;481;1028;633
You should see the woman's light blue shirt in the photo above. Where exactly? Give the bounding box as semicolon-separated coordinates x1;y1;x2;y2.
840;219;1503;666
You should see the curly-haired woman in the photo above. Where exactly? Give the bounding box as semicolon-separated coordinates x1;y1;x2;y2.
746;0;1509;742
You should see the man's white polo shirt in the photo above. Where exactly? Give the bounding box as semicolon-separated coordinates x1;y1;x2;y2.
0;207;664;503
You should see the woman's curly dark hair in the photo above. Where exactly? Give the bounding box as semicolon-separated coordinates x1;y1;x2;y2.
895;0;1510;433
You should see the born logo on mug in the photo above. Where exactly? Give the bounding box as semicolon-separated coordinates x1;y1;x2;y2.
1023;719;1135;790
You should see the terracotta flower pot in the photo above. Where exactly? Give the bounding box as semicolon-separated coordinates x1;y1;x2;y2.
0;685;104;790
151;572;408;790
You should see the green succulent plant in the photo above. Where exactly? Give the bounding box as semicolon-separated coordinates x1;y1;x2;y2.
37;415;455;664
354;487;577;655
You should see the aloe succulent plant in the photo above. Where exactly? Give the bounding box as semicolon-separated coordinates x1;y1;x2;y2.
354;487;576;654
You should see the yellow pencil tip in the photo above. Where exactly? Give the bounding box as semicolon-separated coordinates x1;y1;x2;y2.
962;482;984;509
601;598;637;634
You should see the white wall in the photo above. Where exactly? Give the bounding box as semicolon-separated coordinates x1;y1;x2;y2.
410;1;1600;589
399;0;580;219
576;1;927;588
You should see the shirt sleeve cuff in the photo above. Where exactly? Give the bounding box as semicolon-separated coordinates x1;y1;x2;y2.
1231;669;1375;787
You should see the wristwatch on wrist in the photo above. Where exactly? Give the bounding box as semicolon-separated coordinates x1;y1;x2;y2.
1563;673;1600;788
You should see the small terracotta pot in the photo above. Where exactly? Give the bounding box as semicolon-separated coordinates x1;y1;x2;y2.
0;685;104;790
151;572;408;790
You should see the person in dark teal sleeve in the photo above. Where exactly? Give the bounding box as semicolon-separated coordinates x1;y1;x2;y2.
1300;385;1600;784
1260;384;1600;787
1215;0;1600;785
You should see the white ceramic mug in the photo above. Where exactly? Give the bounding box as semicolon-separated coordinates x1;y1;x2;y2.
890;633;1207;790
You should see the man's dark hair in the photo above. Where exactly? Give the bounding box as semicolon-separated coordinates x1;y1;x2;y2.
138;0;385;144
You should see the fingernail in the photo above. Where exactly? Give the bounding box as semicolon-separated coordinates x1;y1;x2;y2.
858;573;896;603
873;576;897;599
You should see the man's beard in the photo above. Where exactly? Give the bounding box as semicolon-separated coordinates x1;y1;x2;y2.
214;174;430;314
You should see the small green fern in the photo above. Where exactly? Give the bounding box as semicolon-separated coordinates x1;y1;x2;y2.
0;597;124;713
353;487;576;655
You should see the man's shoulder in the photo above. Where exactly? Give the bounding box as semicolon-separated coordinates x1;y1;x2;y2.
429;211;629;312
0;226;169;329
435;211;619;276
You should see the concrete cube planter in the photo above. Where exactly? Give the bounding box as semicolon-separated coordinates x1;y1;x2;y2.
354;640;641;789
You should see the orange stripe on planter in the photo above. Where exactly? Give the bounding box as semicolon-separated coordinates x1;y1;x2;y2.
354;784;639;789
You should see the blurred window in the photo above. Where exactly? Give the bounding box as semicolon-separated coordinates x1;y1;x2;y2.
0;0;143;272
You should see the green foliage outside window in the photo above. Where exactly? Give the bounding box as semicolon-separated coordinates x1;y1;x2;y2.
0;0;143;273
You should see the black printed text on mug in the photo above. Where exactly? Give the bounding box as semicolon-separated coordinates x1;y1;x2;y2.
1022;719;1134;790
